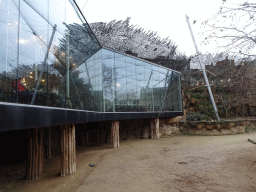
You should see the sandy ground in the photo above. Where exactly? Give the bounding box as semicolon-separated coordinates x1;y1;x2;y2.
1;131;256;192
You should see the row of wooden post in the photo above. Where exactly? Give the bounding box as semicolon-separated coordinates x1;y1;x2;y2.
26;124;77;179
25;118;159;180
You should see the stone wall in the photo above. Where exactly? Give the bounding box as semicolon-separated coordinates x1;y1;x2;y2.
179;120;256;135
159;116;185;137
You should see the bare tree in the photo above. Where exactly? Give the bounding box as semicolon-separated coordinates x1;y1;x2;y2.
201;1;256;59
90;17;182;59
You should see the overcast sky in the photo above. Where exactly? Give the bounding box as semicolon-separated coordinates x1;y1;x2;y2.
76;0;224;57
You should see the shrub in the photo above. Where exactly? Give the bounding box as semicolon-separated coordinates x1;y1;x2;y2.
186;112;205;121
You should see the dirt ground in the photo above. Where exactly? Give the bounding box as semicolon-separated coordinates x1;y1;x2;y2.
1;131;256;192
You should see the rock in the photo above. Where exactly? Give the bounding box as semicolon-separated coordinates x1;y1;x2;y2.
199;128;207;135
229;122;235;128
196;123;204;130
178;162;187;164
237;125;245;133
159;125;180;136
165;118;177;124
217;124;221;129
248;138;256;144
171;127;181;135
230;127;238;134
220;129;230;135
239;121;245;126
176;116;183;124
161;130;172;137
206;124;214;130
211;129;219;135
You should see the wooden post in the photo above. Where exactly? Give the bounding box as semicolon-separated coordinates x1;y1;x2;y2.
60;124;76;176
111;121;120;148
150;118;160;139
72;124;76;173
26;128;44;180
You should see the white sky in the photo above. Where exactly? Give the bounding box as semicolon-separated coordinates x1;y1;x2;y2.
76;0;224;56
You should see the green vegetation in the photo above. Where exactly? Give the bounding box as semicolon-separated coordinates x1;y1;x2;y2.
187;88;216;121
186;112;205;121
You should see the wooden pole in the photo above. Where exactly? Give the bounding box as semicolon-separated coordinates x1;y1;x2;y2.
60;125;65;176
72;124;76;173
150;118;160;139
68;124;71;174
65;125;67;175
26;128;44;180
60;124;76;176
111;121;120;148
39;128;43;177
32;129;36;179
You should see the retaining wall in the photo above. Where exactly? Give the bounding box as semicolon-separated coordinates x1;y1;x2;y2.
179;119;256;135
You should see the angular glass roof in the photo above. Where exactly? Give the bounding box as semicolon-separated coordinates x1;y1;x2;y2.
11;0;102;68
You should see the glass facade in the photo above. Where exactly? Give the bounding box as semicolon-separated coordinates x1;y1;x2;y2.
0;0;182;112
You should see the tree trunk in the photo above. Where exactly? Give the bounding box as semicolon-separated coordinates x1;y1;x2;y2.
26;128;44;180
111;121;120;148
60;124;76;176
150;118;160;139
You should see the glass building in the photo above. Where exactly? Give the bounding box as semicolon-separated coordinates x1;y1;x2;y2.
0;0;182;131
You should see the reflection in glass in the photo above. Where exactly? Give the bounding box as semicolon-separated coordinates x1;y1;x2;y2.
0;0;182;113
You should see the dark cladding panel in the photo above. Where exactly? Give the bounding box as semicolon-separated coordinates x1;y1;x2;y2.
0;103;182;132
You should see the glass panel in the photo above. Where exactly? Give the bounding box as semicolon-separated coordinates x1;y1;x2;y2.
102;49;114;112
0;0;102;110
0;0;19;103
136;60;145;111
0;1;182;112
115;53;126;112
